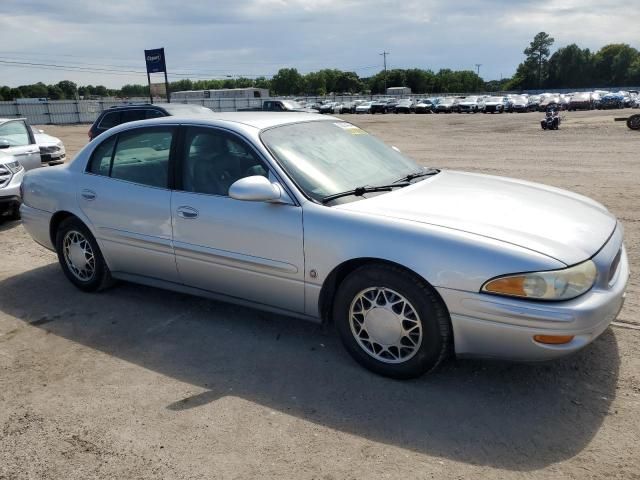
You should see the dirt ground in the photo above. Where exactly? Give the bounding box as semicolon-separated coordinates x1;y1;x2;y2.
1;110;639;479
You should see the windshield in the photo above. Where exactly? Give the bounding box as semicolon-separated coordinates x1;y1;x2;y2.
261;121;422;203
282;100;303;109
487;97;504;102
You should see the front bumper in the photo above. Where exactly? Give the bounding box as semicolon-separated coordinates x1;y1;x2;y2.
40;152;66;166
437;225;629;361
0;168;24;213
0;195;21;214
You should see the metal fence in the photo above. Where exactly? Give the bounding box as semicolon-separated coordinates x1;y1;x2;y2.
0;98;267;125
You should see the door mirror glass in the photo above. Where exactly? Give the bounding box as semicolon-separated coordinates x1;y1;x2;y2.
0;139;10;149
229;175;281;202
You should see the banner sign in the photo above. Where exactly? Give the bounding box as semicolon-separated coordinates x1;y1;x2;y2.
144;48;167;74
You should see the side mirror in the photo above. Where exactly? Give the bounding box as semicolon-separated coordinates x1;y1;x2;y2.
229;175;282;202
0;139;10;149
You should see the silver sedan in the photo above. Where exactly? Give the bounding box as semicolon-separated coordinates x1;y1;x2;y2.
20;113;629;378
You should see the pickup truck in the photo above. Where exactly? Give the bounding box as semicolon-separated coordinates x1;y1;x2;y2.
239;100;316;113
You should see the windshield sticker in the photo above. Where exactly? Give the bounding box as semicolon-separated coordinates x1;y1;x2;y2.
333;122;367;135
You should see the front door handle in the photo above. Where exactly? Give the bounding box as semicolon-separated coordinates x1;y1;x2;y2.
177;206;199;219
81;189;96;201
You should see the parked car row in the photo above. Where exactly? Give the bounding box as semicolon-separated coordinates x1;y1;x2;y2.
295;90;640;115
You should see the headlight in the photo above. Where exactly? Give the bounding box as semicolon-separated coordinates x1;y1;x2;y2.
482;260;597;301
6;161;23;174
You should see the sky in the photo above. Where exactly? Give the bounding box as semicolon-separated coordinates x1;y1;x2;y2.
0;0;638;88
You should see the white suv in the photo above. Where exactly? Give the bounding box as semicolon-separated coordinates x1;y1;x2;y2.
0;118;37;218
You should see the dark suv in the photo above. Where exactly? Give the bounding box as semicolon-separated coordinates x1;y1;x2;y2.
88;103;214;140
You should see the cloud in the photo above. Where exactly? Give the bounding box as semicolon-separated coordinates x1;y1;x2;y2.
0;0;637;88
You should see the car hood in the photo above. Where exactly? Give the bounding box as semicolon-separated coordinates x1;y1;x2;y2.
33;132;61;146
336;170;616;265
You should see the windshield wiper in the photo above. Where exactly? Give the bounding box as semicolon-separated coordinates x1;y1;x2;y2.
393;168;440;184
321;183;410;204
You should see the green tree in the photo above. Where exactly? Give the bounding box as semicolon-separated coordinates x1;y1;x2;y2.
56;80;78;99
546;44;592;88
303;71;327;95
47;85;65;100
271;68;303;95
404;69;436;94
593;44;640;86
335;71;362;93
253;77;271;90
524;32;555;88
510;32;555;89
170;79;193;92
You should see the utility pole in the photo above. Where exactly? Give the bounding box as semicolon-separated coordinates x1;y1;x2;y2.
379;51;389;94
475;64;482;76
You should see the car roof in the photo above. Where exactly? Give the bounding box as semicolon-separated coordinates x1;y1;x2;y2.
104;112;336;134
0;118;26;125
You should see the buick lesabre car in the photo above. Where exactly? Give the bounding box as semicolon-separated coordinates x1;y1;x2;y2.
20;113;629;378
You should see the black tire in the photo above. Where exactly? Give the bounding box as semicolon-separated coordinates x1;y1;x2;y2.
627;114;640;130
8;204;21;221
55;217;113;292
333;264;451;379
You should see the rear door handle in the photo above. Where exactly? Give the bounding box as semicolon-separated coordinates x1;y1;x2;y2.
81;189;96;201
177;206;199;219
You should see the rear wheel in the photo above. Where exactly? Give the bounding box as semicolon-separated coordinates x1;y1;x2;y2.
334;264;451;379
55;217;113;292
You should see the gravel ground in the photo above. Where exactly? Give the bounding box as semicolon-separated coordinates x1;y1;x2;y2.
1;110;639;479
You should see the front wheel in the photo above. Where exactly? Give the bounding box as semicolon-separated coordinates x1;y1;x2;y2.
55;217;113;292
333;264;451;379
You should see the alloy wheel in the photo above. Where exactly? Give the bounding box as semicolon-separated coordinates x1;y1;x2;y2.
63;230;96;281
349;287;423;363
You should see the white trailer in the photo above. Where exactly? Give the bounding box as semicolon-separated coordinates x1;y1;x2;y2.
386;86;412;96
172;88;270;101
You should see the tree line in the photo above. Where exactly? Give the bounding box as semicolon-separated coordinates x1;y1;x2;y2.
0;68;495;101
508;32;640;90
1;34;638;101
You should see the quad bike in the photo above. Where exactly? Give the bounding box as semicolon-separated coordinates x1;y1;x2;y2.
541;108;560;130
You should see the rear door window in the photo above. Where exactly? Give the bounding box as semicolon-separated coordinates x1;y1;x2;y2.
87;136;116;175
120;109;147;124
110;128;173;188
145;109;166;119
98;112;120;130
86;127;174;189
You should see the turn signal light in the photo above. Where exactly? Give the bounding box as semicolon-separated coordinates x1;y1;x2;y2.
533;335;575;345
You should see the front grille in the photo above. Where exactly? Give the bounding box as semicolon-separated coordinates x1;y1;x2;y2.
0;165;11;188
608;249;622;284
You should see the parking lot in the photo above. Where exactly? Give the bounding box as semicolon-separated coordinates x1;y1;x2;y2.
1;110;639;479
